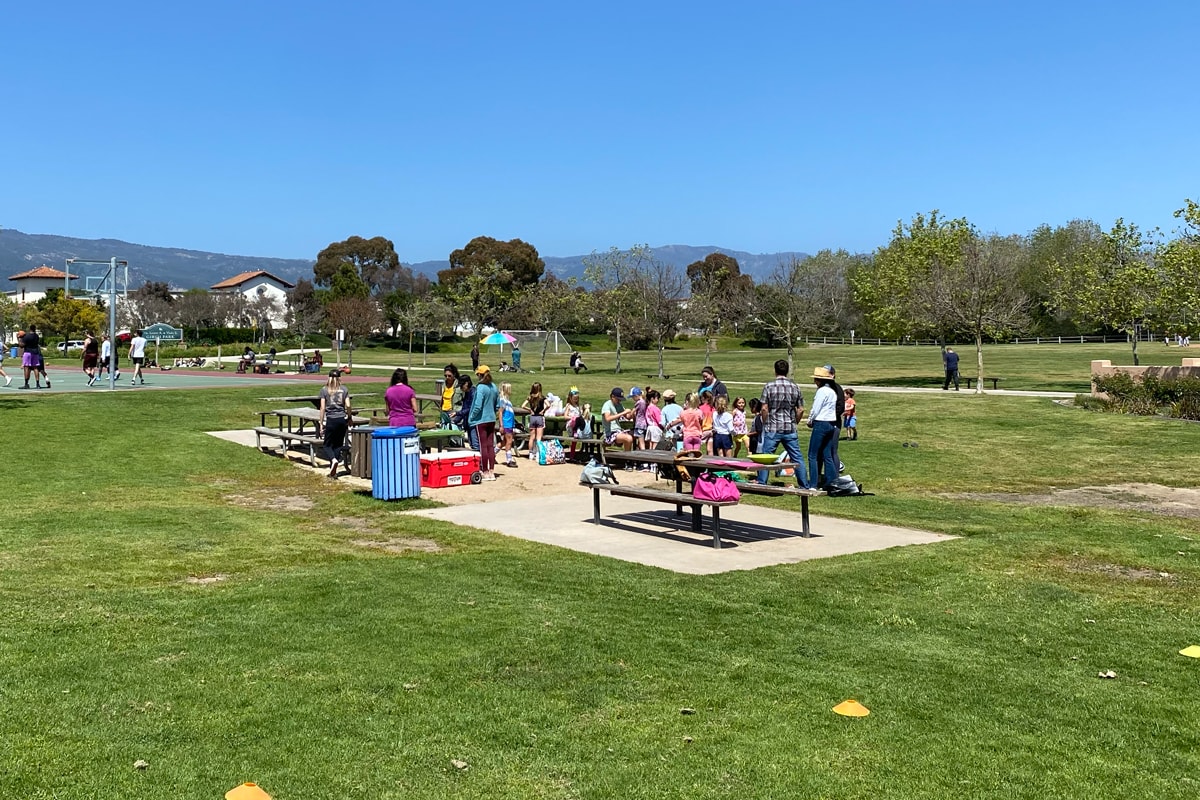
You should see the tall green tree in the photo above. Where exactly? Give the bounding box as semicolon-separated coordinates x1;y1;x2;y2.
911;235;1031;392
1048;218;1160;365
313;236;402;295
685;252;754;363
1022;220;1103;335
512;276;588;371
852;211;975;339
755;252;857;372
440;236;544;292
440;259;513;340
1157;199;1200;337
286;280;324;349
584;245;654;374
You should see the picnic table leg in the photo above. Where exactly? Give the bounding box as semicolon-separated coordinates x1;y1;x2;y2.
593;487;601;524
801;495;811;538
711;506;722;549
690;503;701;532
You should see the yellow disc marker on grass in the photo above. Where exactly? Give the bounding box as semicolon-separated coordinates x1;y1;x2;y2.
1180;645;1200;658
226;783;272;800
833;699;870;717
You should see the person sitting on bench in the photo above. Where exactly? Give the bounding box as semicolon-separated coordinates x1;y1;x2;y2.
569;350;588;373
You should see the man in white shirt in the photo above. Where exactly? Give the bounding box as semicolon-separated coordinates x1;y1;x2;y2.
807;366;840;489
128;330;148;385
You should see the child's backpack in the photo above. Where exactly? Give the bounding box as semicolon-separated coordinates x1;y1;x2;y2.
538;439;567;465
825;475;866;497
579;459;619;486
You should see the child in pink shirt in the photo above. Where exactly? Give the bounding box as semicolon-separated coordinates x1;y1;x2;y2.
679;392;704;452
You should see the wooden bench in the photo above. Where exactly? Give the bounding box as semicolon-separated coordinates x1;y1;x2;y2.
589;484;739;548
254;427;325;465
645;374;671;380
963;377;1002;390
735;482;822;537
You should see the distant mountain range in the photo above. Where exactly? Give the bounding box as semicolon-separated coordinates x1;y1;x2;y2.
0;228;809;290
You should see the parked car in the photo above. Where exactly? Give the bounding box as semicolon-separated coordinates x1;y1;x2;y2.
57;340;86;352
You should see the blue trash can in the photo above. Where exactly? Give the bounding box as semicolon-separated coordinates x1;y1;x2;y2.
371;426;421;500
8;346;15;359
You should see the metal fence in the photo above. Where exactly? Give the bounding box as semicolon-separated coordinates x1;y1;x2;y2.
802;334;1153;346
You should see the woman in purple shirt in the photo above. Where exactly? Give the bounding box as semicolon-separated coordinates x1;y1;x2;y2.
385;368;417;428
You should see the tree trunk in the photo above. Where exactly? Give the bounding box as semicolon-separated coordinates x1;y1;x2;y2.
540;335;550;372
704;332;713;366
975;332;985;394
657;340;665;378
407;330;414;369
1131;330;1139;366
614;321;623;374
422;331;428;366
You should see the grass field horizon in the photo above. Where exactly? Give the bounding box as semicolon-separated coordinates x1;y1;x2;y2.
3;342;1198;799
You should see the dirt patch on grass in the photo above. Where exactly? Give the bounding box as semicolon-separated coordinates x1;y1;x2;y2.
1053;557;1172;582
331;516;380;534
350;537;443;554
224;492;315;512
184;573;230;585
946;483;1200;519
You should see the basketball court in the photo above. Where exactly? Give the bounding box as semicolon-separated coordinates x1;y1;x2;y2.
0;366;339;394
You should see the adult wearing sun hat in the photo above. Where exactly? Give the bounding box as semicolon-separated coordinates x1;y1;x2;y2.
807;366;840;490
469;364;500;481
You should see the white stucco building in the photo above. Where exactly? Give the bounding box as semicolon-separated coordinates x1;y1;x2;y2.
6;265;78;304
210;270;295;328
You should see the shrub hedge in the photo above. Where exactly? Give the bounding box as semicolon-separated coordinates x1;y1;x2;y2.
1091;373;1200;420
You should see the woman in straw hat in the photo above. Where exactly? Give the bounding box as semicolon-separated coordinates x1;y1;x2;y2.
807;366;840;490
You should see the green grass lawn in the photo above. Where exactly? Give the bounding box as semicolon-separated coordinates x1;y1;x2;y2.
2;344;1199;799
348;339;1175;396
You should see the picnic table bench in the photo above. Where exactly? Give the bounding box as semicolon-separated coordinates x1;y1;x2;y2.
589;484;739;548
595;450;811;547
254;427;326;465
963;377;1002;390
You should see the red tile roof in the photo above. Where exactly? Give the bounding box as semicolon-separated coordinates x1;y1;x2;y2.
211;270;295;290
8;265;78;281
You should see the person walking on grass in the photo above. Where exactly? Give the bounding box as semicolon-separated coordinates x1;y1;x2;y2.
942;346;960;391
129;329;148;385
807;366;840;490
82;332;99;386
319;370;352;479
469;365;499;481
842;388;858;440
755;359;808;487
0;348;10;387
470;343;480;372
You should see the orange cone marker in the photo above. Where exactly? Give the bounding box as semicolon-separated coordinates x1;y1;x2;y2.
1180;645;1200;658
226;783;272;800
832;699;870;717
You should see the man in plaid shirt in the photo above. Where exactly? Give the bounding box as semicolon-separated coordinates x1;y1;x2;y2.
755;359;810;487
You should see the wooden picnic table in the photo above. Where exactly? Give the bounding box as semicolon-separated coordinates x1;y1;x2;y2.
260;406;369;435
260;393;377;409
596;451;816;546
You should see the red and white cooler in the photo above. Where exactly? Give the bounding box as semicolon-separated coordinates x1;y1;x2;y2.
419;451;483;488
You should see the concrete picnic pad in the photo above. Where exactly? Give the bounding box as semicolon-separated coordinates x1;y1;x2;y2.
403;491;954;575
209;428;955;575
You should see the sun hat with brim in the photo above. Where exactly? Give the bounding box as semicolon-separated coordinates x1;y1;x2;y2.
662;389;677;400
475;364;490;375
813;367;834;380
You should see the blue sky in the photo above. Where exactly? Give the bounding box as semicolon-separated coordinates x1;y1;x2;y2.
2;1;1197;264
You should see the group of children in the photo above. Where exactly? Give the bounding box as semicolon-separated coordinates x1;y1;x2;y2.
435;363;860;470
617;384;858;460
